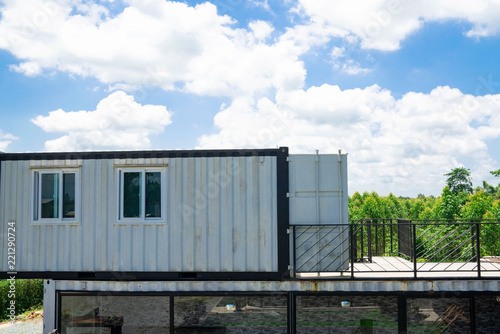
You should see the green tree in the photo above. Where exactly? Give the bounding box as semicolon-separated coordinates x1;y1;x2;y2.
361;194;384;219
484;200;500;219
438;186;463;219
444;167;473;194
460;190;493;220
348;191;364;220
482;180;497;196
491;169;500;178
408;199;425;220
418;206;434;220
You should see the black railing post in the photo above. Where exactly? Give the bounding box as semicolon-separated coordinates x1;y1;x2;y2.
350;224;355;278
360;220;365;261
382;219;386;256
397;219;403;256
352;223;358;263
471;222;476;261
412;222;417;278
367;220;373;262
390;219;394;255
476;222;481;278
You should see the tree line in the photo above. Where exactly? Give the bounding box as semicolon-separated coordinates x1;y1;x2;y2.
349;168;500;220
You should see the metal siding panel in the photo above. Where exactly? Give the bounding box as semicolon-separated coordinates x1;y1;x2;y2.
289;154;348;225
18;161;29;270
132;225;143;271
184;157;195;271
106;160;115;271
2;155;278;273
233;157;245;271
194;158;205;271
170;158;183;271
270;157;278;271
207;157;221;271
221;157;234;271
0;161;14;271
289;154;349;272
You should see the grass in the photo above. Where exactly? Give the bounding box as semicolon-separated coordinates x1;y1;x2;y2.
0;279;43;322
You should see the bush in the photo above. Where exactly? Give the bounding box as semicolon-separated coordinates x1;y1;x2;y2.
0;279;43;321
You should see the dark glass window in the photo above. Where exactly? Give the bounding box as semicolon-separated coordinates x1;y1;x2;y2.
63;173;75;218
297;295;398;333
146;172;161;218
60;295;170;333
120;169;163;220
41;173;59;219
123;172;141;218
35;170;77;221
174;295;287;333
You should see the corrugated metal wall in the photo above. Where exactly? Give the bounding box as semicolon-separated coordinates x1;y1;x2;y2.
0;156;278;272
288;154;349;272
288;154;348;225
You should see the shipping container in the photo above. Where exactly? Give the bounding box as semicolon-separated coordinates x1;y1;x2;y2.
0;147;348;280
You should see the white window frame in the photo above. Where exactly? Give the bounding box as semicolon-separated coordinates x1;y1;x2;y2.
32;168;80;225
116;167;166;224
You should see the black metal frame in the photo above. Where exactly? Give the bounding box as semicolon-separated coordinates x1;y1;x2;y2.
54;289;494;333
0;147;291;281
0;148;282;161
56;290;290;333
291;219;500;280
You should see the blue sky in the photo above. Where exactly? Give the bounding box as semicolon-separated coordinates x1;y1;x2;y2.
0;0;500;197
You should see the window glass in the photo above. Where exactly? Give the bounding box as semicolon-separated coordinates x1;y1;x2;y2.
123;172;141;218
297;295;398;333
34;169;78;222
476;295;500;333
119;169;163;221
63;173;75;218
146;172;161;218
41;173;59;218
61;295;170;333
407;297;470;333
174;295;287;333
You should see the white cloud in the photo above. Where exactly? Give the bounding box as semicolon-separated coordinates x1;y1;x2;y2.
0;130;18;151
31;91;173;151
0;0;310;97
296;0;500;50
329;46;373;75
249;0;270;12
9;61;42;76
330;46;345;59
341;60;372;75
198;85;500;196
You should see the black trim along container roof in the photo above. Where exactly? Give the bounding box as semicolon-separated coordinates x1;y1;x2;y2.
0;147;288;161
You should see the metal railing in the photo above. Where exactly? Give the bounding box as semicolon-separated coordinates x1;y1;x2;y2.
290;219;500;279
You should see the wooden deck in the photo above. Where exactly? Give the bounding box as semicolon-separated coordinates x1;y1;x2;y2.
296;256;500;279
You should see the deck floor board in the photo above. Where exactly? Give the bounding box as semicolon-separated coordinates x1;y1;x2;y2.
296;256;500;279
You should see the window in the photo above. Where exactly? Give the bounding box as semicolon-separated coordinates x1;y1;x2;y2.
33;169;79;222
117;168;165;222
